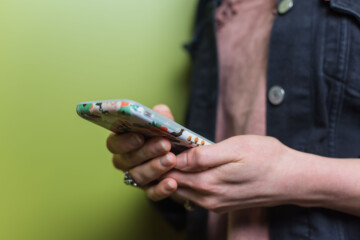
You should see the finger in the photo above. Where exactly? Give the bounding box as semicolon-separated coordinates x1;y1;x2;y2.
113;137;171;169
112;154;131;171
146;178;177;201
152;104;174;121
175;139;239;171
130;152;176;186
175;187;215;211
165;170;206;191
107;132;144;154
165;170;220;196
175;187;204;205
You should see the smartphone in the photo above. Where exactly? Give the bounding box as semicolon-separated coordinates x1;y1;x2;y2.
76;99;213;153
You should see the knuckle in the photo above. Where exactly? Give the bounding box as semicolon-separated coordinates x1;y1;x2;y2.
134;152;146;165
195;180;211;193
136;144;151;160
150;158;164;172
191;148;206;169
127;150;144;166
203;197;219;212
193;174;219;194
267;136;283;150
148;138;170;156
106;136;116;153
147;142;159;156
112;154;129;170
130;170;142;186
112;155;121;169
267;136;279;144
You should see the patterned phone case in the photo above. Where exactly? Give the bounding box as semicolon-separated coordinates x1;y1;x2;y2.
76;99;213;153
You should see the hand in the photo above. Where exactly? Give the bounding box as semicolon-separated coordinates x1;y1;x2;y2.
106;104;178;201
165;135;295;213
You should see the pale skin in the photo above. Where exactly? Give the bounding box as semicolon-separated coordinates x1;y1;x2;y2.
107;104;360;216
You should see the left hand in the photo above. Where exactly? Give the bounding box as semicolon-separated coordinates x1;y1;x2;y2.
108;104;179;202
165;135;297;213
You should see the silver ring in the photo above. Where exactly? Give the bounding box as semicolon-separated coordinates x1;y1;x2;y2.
124;171;138;187
184;200;195;211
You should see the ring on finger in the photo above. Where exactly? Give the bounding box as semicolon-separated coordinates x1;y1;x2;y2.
184;200;195;211
124;171;139;187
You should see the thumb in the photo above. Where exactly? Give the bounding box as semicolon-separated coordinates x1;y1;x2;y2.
174;145;224;172
152;104;174;121
175;138;240;172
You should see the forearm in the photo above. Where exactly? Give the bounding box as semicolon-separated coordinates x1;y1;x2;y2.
286;147;360;216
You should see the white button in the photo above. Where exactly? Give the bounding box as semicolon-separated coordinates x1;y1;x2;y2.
268;86;285;105
278;0;294;15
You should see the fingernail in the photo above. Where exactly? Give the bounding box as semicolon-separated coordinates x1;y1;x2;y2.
156;141;168;152
130;134;142;147
160;154;174;167
166;181;176;190
176;152;188;169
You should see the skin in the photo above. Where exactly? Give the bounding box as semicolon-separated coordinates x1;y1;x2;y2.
107;104;360;216
107;104;179;201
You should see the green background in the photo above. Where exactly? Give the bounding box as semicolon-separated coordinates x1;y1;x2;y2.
0;1;196;239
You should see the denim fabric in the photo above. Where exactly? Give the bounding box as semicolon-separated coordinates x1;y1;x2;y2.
266;1;360;239
182;0;360;239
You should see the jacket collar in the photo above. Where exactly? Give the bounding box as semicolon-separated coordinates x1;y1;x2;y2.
331;0;360;23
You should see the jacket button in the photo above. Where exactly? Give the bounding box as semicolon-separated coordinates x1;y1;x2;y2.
278;0;293;15
268;86;285;105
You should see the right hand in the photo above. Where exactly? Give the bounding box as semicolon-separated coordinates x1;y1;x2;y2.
106;104;178;201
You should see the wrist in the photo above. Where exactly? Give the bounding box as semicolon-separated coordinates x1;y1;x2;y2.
283;149;351;209
277;147;330;208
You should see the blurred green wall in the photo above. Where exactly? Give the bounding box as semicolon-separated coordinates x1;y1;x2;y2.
0;1;196;239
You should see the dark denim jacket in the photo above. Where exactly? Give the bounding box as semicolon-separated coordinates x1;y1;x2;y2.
156;0;360;239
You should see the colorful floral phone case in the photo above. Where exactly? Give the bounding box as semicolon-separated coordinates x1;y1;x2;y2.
76;99;213;153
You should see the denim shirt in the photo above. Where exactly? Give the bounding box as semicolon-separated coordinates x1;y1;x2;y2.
156;0;360;239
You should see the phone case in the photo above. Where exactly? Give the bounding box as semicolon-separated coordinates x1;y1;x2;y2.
76;99;213;153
